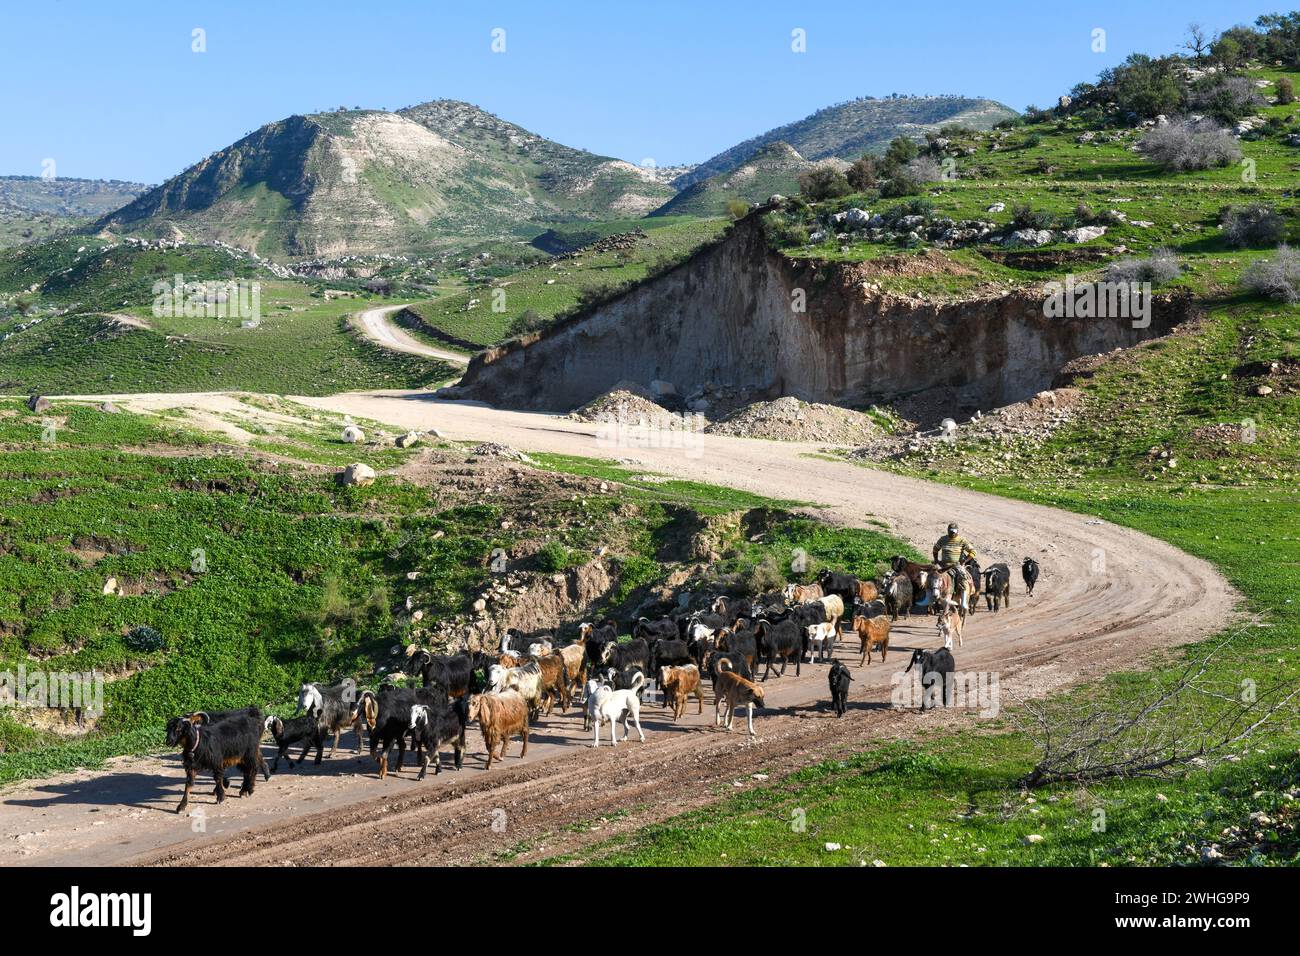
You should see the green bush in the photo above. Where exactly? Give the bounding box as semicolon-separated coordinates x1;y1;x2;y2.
537;541;575;572
797;167;852;202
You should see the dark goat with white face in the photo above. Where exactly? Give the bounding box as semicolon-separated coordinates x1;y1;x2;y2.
263;713;322;771
407;692;469;780
298;680;366;761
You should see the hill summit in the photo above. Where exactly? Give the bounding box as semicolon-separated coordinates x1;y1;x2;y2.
94;103;675;259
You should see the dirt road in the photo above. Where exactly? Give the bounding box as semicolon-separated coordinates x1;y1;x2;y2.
1;390;1238;866
353;303;469;364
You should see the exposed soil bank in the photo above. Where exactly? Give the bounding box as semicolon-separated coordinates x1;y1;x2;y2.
452;217;1192;412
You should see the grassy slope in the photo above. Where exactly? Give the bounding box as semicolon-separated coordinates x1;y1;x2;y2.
0;400;912;784
0;239;455;394
402;216;727;349
544;67;1300;867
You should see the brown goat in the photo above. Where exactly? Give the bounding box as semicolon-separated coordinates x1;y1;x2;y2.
855;580;880;603
659;664;704;721
537;652;572;716
784;582;824;603
468;690;529;770
559;639;586;695
851;614;891;666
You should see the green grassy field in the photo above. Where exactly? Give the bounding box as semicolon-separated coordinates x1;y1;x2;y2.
402;216;728;348
0;274;455;395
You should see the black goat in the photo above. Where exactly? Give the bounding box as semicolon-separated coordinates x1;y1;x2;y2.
370;684;448;779
828;660;853;717
1022;557;1040;596
263;714;323;771
984;564;1011;611
407;692;469;780
166;707;261;793
816;569;859;607
171;708;267;813
601;637;650;676
717;625;758;675
905;648;956;710
755;618;804;681
633;617;678;643
410;649;490;698
580;621;619;671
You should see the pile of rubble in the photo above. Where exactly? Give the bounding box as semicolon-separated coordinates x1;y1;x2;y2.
706;396;883;444
850;387;1085;462
569;382;684;425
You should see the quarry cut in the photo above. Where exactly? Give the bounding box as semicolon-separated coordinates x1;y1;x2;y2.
453;216;1193;414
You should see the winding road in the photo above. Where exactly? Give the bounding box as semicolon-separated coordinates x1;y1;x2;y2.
353;302;469;365
0;314;1239;866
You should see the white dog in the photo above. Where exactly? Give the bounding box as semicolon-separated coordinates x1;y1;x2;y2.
587;672;645;747
805;621;836;663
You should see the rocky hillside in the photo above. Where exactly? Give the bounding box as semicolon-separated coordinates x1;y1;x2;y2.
649;141;824;218
0;176;149;249
94;104;675;260
673;95;1017;189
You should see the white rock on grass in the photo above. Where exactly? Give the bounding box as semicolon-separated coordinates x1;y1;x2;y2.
342;424;366;444
340;462;376;486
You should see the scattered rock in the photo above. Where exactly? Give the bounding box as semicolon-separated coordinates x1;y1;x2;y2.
1003;229;1055;248
1061;226;1107;243
339;462;376;486
395;431;421;448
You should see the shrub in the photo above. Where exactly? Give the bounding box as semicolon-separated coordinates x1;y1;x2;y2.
1242;244;1300;302
1190;75;1266;124
1012;203;1056;230
1074;202;1097;223
797;166;852;201
742;555;785;596
1109;54;1188;118
507;308;548;337
882;134;920;169
880;175;921;198
881;197;934;227
1220;203;1287;248
846;155;877;190
125;625;165;653
537;541;575;572
1278;77;1296;105
725;198;750;220
903;156;944;183
1137;118;1242;171
1105;247;1181;285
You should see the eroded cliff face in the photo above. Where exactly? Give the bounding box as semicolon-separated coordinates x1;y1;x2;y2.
454;216;1193;412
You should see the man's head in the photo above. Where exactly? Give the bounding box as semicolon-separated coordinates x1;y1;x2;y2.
947;523;958;535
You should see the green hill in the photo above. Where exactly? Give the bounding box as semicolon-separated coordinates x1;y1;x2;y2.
95;104;674;260
649;141;818;217
674;95;1017;189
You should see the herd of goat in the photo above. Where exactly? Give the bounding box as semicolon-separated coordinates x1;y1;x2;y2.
162;556;1043;813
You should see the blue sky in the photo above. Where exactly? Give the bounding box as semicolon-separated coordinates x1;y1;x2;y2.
0;0;1275;183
